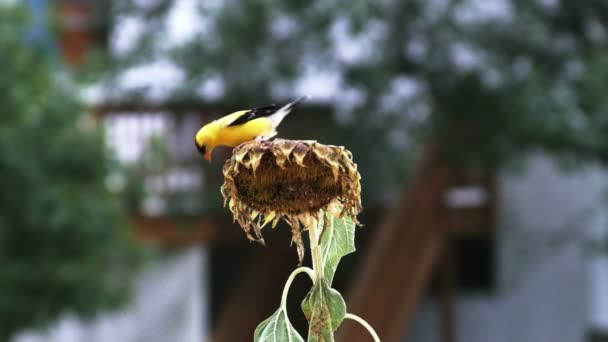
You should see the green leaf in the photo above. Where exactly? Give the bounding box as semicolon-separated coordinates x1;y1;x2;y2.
0;5;143;339
301;278;347;342
254;307;304;342
319;214;356;285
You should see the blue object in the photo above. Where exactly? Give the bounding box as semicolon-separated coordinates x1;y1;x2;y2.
26;0;59;60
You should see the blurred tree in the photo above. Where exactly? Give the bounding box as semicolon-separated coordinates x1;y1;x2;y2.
106;0;608;202
0;4;140;340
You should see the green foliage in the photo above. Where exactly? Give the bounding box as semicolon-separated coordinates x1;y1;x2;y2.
298;214;355;341
254;307;305;342
319;214;356;284
110;0;608;202
0;5;141;339
301;214;353;341
255;214;368;342
301;278;346;341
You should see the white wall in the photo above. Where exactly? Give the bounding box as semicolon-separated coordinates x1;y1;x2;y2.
408;155;608;342
14;246;209;342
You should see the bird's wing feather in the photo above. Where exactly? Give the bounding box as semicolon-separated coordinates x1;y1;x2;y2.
226;104;279;127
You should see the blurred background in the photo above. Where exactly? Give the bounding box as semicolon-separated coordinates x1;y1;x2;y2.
2;0;608;341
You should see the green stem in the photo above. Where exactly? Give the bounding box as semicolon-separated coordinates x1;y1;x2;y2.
345;313;380;342
308;221;324;282
281;267;315;309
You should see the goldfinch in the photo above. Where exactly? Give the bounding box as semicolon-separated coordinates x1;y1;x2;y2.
195;96;308;161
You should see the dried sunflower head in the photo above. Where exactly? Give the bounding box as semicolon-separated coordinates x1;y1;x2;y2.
221;139;361;262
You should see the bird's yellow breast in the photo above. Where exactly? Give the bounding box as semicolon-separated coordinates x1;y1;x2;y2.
218;119;274;147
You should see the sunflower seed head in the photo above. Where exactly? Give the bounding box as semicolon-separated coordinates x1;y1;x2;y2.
221;139;361;262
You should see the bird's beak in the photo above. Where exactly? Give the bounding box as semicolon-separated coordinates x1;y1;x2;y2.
205;150;212;161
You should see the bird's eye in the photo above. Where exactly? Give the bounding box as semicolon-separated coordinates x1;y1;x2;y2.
196;142;206;155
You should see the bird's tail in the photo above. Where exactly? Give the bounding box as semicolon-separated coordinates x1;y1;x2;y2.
269;95;309;128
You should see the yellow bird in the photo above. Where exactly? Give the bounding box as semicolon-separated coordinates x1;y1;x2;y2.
195;96;308;161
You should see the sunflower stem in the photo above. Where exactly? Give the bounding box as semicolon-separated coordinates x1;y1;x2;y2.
281;267;315;310
345;313;381;342
308;221;324;282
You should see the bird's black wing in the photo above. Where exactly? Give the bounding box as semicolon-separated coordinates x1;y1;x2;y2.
227;104;279;127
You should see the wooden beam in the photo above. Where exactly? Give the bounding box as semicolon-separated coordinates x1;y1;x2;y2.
58;1;93;66
336;150;451;342
134;215;243;244
448;207;494;236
